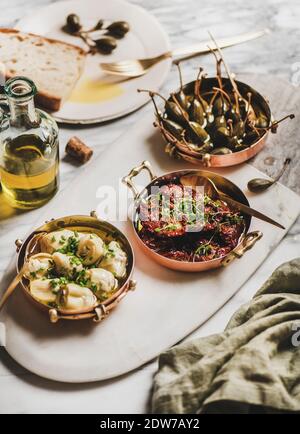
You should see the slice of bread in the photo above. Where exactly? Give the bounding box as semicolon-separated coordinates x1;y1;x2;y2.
0;28;86;111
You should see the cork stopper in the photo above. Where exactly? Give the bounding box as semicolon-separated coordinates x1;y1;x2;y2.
65;136;93;164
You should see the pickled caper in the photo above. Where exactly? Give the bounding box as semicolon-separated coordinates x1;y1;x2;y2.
176;90;190;111
161;118;184;141
186;121;210;144
213;115;226;129
247;158;290;193
254;113;269;129
243;130;260;145
227;136;243;150
216;126;230;138
232;119;245;137
213;95;228;116
144;43;293;159
65;13;82;34
95;37;117;54
106;21;130;39
188;142;213;154
226;109;240;123
62;15;130;52
189;98;205;127
165;100;186;125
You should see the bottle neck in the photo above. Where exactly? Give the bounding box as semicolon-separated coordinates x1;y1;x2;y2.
8;95;39;127
4;77;40;128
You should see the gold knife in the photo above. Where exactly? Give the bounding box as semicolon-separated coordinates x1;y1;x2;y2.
220;194;285;230
181;173;285;230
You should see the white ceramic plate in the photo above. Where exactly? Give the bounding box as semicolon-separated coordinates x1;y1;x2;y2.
16;0;171;124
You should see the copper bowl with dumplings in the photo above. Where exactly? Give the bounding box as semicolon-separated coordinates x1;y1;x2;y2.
15;213;135;323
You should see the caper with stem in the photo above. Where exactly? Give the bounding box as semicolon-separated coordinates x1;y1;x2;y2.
174;61;190;111
189;98;206;127
160;119;184;141
137;89;187;126
65;13;82;34
139;90;185;142
94;36;117;54
247;158;291;193
106;21;130;39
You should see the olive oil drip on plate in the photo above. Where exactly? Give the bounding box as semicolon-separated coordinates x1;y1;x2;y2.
69;78;124;104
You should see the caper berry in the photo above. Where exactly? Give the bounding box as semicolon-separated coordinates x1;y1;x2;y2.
66;13;82;34
161;119;184;141
165;100;186;125
95;36;117;54
106;21;130;39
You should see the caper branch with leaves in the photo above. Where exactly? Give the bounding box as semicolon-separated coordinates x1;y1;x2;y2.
62;13;130;54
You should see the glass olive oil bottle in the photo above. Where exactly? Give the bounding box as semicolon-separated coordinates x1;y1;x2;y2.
0;77;59;209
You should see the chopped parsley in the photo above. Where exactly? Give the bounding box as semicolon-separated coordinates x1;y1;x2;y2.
56;236;79;255
195;243;213;256
69;255;82;266
91;284;98;293
155;223;181;233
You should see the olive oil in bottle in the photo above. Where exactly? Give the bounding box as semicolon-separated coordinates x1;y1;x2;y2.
0;77;60;209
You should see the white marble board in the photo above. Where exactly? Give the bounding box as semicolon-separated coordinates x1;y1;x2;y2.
0;110;299;383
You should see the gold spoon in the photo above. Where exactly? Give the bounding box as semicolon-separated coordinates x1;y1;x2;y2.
180;173;285;230
0;265;26;312
0;233;45;312
247;158;291;193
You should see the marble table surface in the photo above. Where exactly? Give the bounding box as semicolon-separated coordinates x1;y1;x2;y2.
0;0;300;414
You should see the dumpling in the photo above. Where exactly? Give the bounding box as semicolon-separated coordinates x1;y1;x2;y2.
24;253;53;280
62;283;97;311
99;241;127;278
39;230;76;254
77;233;105;265
30;280;96;311
87;268;118;297
52;252;83;278
30;279;57;305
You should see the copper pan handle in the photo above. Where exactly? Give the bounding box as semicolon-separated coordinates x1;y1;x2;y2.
122;160;156;200
221;230;263;267
49;304;111;323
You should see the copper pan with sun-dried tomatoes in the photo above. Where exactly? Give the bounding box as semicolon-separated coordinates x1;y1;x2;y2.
122;161;263;272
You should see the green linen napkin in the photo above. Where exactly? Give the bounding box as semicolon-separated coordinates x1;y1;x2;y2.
152;258;300;414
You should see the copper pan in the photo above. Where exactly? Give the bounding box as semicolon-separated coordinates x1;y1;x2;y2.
15;213;136;323
159;77;271;168
123;161;262;272
171;137;266;167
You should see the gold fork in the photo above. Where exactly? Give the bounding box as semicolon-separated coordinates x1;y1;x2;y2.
100;29;269;77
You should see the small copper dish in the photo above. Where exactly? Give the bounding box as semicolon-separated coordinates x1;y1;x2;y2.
158;77;272;168
15;213;136;323
123;161;262;272
140;47;294;168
